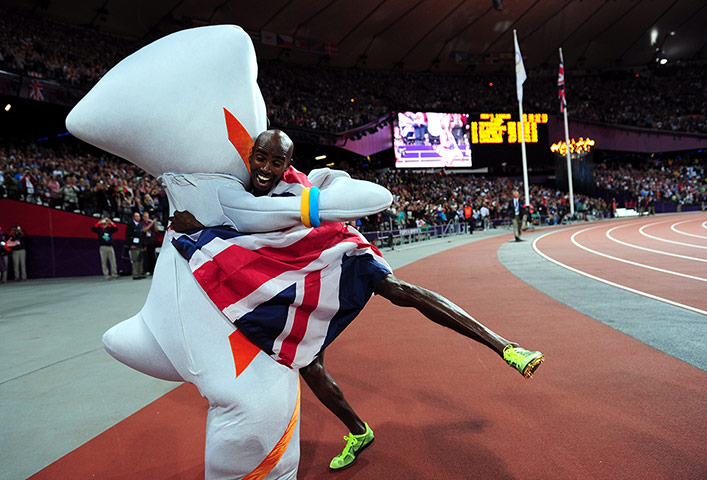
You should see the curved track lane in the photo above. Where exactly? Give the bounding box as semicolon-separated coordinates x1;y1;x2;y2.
533;213;707;315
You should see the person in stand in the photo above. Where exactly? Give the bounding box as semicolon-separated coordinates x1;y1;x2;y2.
507;190;526;242
9;224;27;281
172;130;546;471
47;175;62;208
140;211;158;275
463;202;473;234
91;216;119;280
480;203;491;231
19;169;38;204
143;193;158;219
60;175;80;212
0;226;9;283
125;212;145;279
93;180;115;218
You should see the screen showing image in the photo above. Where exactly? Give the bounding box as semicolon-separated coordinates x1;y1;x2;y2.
393;112;472;168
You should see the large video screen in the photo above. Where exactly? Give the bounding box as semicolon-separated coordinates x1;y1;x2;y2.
393;112;472;168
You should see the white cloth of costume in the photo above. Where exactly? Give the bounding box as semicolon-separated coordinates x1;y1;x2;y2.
66;25;391;480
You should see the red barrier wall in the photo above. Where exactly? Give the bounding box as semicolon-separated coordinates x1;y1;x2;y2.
0;199;127;239
0;199;133;278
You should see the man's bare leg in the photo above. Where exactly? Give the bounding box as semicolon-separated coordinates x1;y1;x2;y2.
300;351;366;435
374;274;513;356
374;274;545;378
301;352;375;470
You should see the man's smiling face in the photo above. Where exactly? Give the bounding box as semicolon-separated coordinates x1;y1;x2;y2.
248;130;294;196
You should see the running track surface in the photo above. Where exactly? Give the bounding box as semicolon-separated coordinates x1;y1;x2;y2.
31;214;707;479
534;214;707;315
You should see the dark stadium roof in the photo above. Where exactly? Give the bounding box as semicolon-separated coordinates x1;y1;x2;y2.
7;0;707;72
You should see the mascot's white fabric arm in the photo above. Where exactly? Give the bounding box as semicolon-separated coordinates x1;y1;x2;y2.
306;168;351;189
218;169;392;232
219;191;313;232
317;175;392;221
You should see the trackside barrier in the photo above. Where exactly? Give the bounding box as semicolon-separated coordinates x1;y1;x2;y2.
361;212;610;248
362;221;469;248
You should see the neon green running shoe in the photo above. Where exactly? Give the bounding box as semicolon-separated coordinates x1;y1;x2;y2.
503;344;545;378
329;422;375;470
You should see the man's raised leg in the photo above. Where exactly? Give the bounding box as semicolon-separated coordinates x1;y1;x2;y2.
374;274;545;378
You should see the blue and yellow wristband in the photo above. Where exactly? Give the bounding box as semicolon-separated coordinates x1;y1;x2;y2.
300;186;322;228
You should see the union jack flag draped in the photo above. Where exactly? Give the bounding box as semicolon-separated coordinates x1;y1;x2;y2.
558;50;567;113
171;168;391;369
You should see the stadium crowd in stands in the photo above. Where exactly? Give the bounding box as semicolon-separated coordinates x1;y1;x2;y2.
1;8;704;234
0;8;134;89
594;159;707;210
9;137;705;234
352;168;607;231
0;139;170;225
1;6;706;134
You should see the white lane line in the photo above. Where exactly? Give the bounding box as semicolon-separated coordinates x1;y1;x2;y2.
671;218;707;240
639;221;707;250
532;230;707;316
702;221;707;230
606;224;707;262
570;226;707;282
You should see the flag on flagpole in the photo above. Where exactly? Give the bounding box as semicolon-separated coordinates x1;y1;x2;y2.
513;30;526;103
558;49;567;113
29;79;45;101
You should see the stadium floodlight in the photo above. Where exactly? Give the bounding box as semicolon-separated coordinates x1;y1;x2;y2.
4;103;10;111
315;155;327;160
660;58;668;65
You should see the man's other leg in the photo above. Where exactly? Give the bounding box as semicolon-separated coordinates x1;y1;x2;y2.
108;246;119;278
300;352;366;435
301;353;374;470
99;246;110;278
12;250;26;280
129;248;142;279
12;251;20;280
19;250;26;280
512;217;522;240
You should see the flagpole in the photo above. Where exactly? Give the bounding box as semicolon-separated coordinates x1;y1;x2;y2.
514;30;530;206
519;97;529;207
560;48;575;216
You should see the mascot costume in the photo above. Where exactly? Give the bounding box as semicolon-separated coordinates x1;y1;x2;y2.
66;26;392;479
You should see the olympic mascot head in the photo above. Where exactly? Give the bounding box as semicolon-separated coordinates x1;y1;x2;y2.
66;25;266;182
